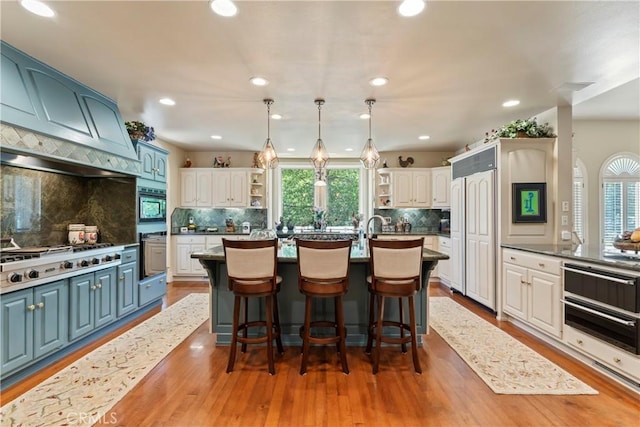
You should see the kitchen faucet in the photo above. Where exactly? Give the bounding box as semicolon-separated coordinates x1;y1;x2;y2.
366;215;388;237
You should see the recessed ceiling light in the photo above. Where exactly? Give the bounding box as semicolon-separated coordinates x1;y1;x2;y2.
418;135;430;140
369;77;389;87
211;135;222;140
360;113;371;119
250;76;269;86
502;99;520;107
209;0;237;17
286;148;295;152
398;0;425;17
345;148;354;152
159;98;176;106
20;0;55;17
271;114;282;120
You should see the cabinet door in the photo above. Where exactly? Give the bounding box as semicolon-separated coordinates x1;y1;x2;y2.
94;268;116;328
176;243;195;275
33;280;67;359
528;270;562;337
0;50;39;126
81;94;137;160
212;171;231;206
413;171;431;207
191;244;206;275
466;171;495;309
503;263;528;321
0;288;33;373
139;144;156;181
229;171;248;207
69;272;95;340
394;172;413;207
432;167;451;207
196;170;213;206
154;152;167;183
180;169;198;207
450;177;464;293
117;262;138;317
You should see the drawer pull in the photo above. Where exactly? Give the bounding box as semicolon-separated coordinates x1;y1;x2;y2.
160;279;164;283
562;300;636;326
510;256;516;261
27;304;36;311
37;302;44;309
538;263;545;267
613;357;621;363
146;284;151;288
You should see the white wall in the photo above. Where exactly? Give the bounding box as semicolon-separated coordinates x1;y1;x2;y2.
572;119;640;245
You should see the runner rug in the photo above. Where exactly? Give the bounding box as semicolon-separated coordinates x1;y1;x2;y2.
429;297;598;395
1;293;210;426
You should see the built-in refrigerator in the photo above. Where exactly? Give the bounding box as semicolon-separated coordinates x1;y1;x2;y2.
450;147;497;311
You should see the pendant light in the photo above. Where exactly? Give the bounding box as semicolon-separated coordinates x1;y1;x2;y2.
258;99;279;169
360;98;380;169
309;99;329;169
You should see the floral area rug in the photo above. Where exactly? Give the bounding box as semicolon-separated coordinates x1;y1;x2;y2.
429;297;598;395
1;293;210;426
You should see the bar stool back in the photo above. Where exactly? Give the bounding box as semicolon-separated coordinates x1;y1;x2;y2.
365;237;424;374
223;238;284;375
296;239;352;375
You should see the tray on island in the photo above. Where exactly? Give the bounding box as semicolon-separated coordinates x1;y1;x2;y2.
612;240;640;252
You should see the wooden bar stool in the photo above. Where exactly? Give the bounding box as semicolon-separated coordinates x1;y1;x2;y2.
223;238;284;375
365;238;424;374
296;239;352;375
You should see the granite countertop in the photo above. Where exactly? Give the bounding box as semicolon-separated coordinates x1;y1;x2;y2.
501;243;640;272
191;242;449;263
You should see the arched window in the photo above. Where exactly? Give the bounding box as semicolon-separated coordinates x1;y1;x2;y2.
573;159;587;244
601;153;640;248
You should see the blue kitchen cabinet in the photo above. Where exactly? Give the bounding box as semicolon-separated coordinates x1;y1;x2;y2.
1;280;68;375
117;248;138;318
137;140;168;183
69;267;116;341
0;41;137;161
139;273;167;306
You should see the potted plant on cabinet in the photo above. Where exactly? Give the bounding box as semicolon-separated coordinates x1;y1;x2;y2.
490;117;556;140
125;120;156;142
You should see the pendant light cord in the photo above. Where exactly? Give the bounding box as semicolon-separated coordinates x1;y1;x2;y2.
317;101;322;140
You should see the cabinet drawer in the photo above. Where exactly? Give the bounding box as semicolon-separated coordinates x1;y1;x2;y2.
438;236;450;249
139;274;166;306
175;236;206;245
564;324;640;382
503;249;561;275
121;247;137;264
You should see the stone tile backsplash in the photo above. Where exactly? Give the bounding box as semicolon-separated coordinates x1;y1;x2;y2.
373;208;443;233
171;208;268;231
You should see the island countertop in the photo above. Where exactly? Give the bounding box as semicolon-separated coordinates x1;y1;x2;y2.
191;242;449;263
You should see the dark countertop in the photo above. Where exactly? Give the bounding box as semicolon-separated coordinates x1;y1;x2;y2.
501;243;640;272
171;228;451;238
192;243;449;263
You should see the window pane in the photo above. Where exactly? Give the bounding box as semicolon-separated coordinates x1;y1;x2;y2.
573;180;583;241
281;169;314;227
326;169;360;227
626;181;640;230
603;182;623;245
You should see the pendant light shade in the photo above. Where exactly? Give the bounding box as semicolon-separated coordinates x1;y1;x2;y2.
259;99;279;169
310;99;329;169
360;99;380;169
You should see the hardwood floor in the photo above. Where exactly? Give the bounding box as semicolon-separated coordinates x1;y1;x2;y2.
3;281;639;426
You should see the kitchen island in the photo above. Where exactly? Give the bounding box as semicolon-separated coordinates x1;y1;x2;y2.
191;242;448;346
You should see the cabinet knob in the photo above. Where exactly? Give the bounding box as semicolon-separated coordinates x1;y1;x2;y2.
37;302;44;309
27;304;36;311
576;339;583;345
146;284;151;288
91;285;96;290
613;357;621;363
520;279;527;284
120;275;125;281
160;279;164;283
96;283;102;289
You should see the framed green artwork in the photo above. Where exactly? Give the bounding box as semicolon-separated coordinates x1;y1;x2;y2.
512;183;547;223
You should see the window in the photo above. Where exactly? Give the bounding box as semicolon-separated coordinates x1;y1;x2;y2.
279;166;361;230
573;159;587;243
601;154;640;248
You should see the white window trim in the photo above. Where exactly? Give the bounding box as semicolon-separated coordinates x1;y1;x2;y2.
598;151;640;249
272;159;369;227
574;158;588;245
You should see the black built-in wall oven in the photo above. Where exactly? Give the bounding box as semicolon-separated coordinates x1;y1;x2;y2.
562;263;640;355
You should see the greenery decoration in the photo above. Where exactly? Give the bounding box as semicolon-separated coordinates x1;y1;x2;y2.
490;117;556;140
125;120;156;142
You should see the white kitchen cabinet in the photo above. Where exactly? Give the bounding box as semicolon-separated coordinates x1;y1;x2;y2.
437;236;451;285
212;170;248;207
502;248;562;338
394;169;431;208
179;169;213;207
431;166;451;208
174;236;206;277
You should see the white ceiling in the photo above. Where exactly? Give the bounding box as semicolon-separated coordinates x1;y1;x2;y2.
1;0;638;156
